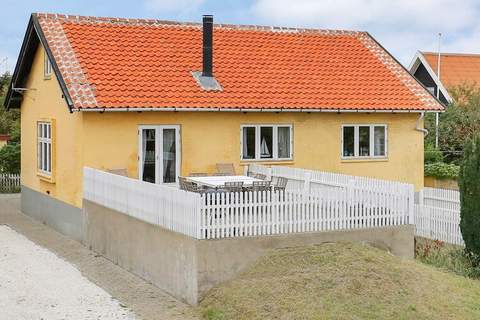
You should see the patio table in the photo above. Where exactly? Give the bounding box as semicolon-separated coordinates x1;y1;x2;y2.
185;175;263;189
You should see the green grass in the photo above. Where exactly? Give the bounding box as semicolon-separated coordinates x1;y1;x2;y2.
199;242;480;320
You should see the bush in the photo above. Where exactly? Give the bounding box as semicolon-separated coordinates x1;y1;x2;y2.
425;84;480;164
459;135;480;259
424;162;459;180
424;144;444;164
416;238;480;279
0;142;20;174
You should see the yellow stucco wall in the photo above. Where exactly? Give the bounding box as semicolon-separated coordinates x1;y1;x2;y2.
20;42;425;210
0;140;7;149
82;111;424;193
20;45;84;207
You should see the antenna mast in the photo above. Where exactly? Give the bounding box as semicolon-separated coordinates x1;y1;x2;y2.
435;33;441;149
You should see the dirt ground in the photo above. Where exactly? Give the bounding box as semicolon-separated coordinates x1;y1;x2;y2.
0;194;198;320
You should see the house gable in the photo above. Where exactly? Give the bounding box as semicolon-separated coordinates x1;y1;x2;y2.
4;15;73;111
408;51;451;104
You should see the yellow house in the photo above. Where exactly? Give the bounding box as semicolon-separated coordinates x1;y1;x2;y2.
4;13;444;240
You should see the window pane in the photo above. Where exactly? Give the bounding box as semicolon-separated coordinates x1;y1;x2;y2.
162;129;176;183
277;127;290;158
38;123;42;138
260;127;273;159
43;142;47;171
374;126;386;156
359;126;370;157
47;124;51;139
38;142;42;170
47;142;51;172
141;129;156;183
242;127;256;159
343;126;355;157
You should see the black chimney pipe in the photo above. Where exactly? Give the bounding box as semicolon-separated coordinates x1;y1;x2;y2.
202;15;213;77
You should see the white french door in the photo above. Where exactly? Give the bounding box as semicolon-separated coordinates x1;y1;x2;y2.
138;125;181;185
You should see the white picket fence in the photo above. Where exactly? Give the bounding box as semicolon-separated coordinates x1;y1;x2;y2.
0;173;20;193
84;167;414;240
414;187;463;246
247;164;414;217
200;187;412;240
83;168;203;238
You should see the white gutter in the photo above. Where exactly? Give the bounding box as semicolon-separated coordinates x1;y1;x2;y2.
71;107;443;113
415;112;429;136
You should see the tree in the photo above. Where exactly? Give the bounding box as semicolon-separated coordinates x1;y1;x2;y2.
425;84;480;164
0;72;20;135
459;135;480;258
0;143;20;173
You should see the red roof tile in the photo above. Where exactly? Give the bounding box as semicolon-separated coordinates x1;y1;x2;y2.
422;52;480;89
35;13;443;111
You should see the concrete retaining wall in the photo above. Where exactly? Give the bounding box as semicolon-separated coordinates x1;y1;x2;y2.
83;200;414;305
21;186;84;242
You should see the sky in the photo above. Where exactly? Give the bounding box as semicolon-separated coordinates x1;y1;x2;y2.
2;0;480;74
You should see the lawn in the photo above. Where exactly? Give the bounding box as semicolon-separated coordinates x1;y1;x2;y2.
199;242;480;320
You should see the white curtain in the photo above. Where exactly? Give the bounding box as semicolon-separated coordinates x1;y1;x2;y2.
242;127;248;158
278;127;289;158
141;129;149;181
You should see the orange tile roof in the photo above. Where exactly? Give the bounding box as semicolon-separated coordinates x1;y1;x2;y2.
422;52;480;89
36;13;443;111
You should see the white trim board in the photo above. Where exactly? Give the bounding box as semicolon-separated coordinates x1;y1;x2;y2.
408;51;452;103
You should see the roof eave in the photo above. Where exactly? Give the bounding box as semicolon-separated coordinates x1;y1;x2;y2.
71;106;444;113
3;13;74;112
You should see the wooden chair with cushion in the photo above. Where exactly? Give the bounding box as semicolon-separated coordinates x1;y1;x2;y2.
273;176;288;192
216;163;236;176
252;180;271;192
178;176;189;191
253;173;267;180
223;181;244;193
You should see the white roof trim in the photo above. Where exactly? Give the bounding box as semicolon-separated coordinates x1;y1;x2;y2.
71;107;443;113
408;51;453;103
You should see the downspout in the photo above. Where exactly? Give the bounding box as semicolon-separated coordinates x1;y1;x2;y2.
415;112;428;136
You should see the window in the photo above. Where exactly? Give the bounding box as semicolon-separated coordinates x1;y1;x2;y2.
38;122;52;175
342;125;387;159
241;125;292;160
44;51;52;78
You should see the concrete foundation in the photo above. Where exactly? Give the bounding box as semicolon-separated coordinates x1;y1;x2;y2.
21;186;84;242
83;200;414;305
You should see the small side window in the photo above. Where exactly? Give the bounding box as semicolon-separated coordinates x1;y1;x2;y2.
44;51;52;78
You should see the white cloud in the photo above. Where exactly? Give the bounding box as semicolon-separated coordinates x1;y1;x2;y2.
145;0;206;14
251;0;480;65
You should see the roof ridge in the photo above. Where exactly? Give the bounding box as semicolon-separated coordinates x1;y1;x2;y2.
421;51;480;57
33;12;365;35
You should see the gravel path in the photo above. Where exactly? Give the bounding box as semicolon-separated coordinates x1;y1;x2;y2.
0;225;137;319
0;194;198;320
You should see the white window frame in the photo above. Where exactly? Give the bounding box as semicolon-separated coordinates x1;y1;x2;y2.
44;51;52;78
137;125;181;185
341;124;388;159
37;121;52;176
240;124;293;161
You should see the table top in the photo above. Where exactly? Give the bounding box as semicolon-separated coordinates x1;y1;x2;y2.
185;175;263;188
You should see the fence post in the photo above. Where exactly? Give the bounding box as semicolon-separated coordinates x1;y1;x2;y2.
303;171;312;194
408;185;415;225
196;195;203;239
